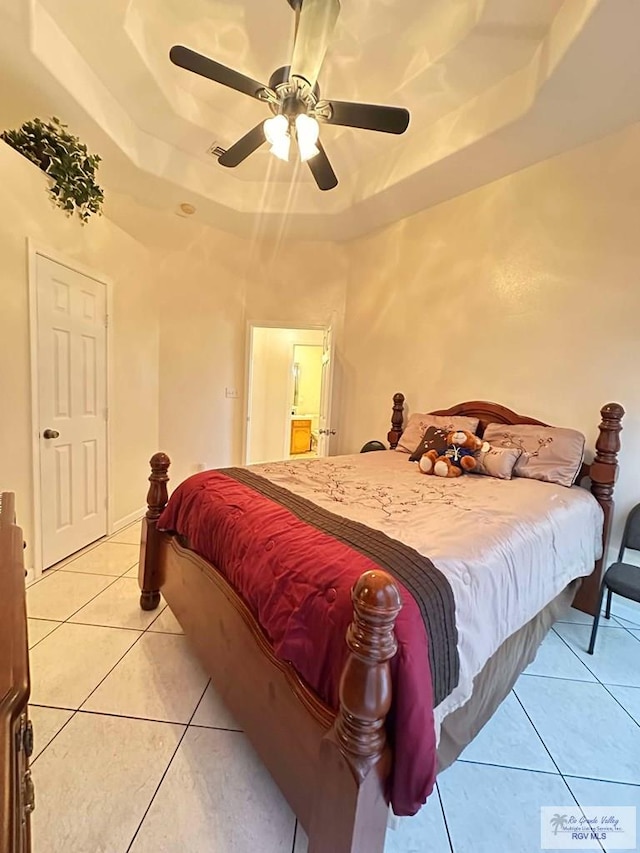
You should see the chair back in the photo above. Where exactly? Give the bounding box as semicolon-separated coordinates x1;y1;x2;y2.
618;502;640;560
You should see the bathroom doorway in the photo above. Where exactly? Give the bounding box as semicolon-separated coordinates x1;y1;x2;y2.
244;325;335;465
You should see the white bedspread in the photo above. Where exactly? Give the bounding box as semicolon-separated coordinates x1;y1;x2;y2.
251;451;603;734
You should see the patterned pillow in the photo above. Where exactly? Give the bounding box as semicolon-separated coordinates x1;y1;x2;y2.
472;446;522;480
482;423;586;488
396;413;480;454
409;425;450;462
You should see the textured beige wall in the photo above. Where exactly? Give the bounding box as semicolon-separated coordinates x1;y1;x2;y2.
340;123;640;544
155;232;348;483
155;227;248;489
0;142;159;567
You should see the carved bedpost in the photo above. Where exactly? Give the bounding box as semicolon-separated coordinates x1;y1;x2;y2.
309;571;402;853
138;452;170;611
574;402;624;615
387;393;405;450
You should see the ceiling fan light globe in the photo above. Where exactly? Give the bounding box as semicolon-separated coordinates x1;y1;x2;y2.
299;142;320;162
295;114;319;144
270;135;291;162
263;114;289;146
295;114;321;162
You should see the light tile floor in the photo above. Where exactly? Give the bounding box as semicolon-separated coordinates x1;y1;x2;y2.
27;525;640;852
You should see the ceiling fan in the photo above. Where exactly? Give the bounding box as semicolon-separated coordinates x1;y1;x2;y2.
169;0;410;191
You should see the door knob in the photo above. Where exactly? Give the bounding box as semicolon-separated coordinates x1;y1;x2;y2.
43;428;60;439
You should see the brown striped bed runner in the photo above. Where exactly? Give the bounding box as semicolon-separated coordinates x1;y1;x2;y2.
222;467;459;706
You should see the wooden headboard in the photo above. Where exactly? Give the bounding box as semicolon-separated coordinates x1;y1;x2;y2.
386;392;625;615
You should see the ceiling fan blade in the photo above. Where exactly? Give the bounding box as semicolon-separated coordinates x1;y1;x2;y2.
218;123;267;168
307;141;338;191
169;45;267;100
290;0;340;87
324;100;410;135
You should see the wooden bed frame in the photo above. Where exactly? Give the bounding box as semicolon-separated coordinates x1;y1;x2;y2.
138;396;624;853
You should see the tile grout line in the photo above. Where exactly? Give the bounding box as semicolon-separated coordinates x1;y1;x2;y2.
29;619;139;758
551;626;640;730
558;771;607;853
27;571;125;648
46;586;182;728
27;621;65;652
456;756;640;789
29;559;142;638
29;702;241;731
66;619;182;636
511;690;579;781
30;627;148;762
30;568;150;733
562;773;640;790
74;599;164;714
504;692;607;853
435;781;455;853
124;680;213;853
26;529;139;588
26;538;109;588
58;564;137;578
29;602;150;651
551;624;613;683
597;682;640;733
457;757;561;777
35;573;123;625
519;671;597;686
29;545;163;770
29;708;79;767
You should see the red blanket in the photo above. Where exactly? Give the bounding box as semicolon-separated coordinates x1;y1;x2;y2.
159;469;441;816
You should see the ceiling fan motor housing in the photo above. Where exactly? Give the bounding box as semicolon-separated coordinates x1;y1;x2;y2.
268;66;320;95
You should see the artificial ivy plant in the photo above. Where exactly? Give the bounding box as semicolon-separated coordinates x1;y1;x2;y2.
1;116;104;223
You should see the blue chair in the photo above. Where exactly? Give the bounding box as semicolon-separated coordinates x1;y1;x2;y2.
588;503;640;654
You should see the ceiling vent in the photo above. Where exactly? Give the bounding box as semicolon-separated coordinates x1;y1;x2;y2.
207;142;226;159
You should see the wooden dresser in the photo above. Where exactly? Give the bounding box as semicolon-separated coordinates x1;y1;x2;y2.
290;419;312;454
0;493;33;853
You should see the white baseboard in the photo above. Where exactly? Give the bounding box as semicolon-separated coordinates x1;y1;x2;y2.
110;506;146;535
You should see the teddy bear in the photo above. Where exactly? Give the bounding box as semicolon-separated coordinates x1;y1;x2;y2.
419;429;486;478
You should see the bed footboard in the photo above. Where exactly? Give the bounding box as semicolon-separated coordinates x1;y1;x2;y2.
137;453;403;853
138;452;169;611
309;572;402;853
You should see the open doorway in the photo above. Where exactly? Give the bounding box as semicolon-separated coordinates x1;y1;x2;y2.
245;325;335;465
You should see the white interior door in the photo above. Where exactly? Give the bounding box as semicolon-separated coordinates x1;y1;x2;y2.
316;327;335;457
36;255;108;568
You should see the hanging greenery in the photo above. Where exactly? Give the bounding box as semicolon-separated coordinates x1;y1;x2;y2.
1;116;104;223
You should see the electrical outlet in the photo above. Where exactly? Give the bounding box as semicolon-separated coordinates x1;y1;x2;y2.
225;387;239;399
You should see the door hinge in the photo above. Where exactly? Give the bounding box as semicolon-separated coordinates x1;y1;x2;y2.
105;314;109;329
